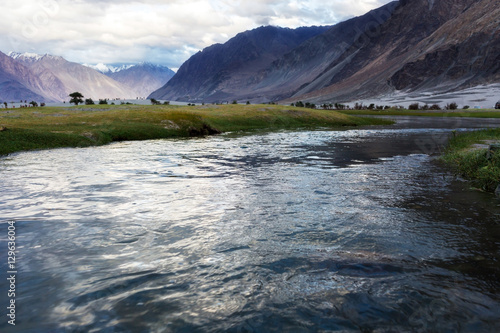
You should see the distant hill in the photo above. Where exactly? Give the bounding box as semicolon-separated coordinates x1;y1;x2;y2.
149;0;500;105
9;52;133;101
105;63;175;98
1;53;174;102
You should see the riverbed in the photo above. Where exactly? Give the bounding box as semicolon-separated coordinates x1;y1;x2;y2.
1;116;499;332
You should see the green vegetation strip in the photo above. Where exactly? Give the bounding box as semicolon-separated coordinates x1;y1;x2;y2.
442;128;500;193
0;104;391;155
339;109;500;118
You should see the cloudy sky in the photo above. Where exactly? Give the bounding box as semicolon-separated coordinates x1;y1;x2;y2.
1;0;393;70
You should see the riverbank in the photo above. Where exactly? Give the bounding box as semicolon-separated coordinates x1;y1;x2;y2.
0;104;392;156
442;128;500;195
338;109;500;118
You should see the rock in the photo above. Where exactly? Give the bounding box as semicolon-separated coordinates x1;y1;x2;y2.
487;143;500;160
188;124;221;137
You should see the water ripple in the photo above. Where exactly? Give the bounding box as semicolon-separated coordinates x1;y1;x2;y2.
1;120;500;332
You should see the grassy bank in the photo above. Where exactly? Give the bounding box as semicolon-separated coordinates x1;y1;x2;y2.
338;109;500;118
442;128;500;193
0;104;391;156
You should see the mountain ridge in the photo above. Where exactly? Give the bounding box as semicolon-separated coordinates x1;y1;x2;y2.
1;52;176;102
150;0;500;105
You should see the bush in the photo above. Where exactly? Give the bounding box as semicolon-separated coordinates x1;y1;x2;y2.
85;98;95;105
408;103;419;110
429;104;441;110
446;102;458;110
99;99;108;105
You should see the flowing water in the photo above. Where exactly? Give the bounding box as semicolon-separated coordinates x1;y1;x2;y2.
1;117;500;332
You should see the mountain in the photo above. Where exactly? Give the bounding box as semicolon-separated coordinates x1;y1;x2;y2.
150;0;500;105
82;63;135;73
8;52;134;101
149;25;331;102
0;51;49;102
288;0;500;103
105;63;175;98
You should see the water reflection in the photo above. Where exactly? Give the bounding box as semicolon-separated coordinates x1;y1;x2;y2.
1;117;500;332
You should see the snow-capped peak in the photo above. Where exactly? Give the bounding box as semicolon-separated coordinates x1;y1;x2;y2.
9;51;45;62
83;63;135;74
8;52;63;63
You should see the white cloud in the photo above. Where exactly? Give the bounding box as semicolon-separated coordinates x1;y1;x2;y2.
0;0;394;68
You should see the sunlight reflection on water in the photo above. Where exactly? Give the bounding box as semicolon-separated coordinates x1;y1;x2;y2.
1;119;500;332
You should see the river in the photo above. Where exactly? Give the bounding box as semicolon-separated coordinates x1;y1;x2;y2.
1;116;499;332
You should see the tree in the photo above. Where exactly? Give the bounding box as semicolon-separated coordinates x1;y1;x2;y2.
69;92;84;105
446;102;458;110
408;103;419;110
85;98;95;105
29;101;38;107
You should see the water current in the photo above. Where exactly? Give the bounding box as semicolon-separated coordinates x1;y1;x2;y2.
1;116;500;332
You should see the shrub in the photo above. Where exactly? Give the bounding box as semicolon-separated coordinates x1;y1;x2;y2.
99;99;108;105
408;103;419;110
446;102;458;110
85;98;95;105
429;104;441;110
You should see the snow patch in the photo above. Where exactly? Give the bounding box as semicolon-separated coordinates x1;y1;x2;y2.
83;63;135;73
8;52;63;63
8;51;44;62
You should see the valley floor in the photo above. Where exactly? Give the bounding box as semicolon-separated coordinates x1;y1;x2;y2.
0;104;390;156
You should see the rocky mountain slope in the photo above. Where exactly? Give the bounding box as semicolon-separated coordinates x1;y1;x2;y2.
0;51;50;102
290;0;500;103
151;0;500;105
149;25;331;102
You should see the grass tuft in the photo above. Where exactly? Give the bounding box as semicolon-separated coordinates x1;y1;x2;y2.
442;128;500;192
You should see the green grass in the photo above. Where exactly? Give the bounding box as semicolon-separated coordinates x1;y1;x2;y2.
0;104;392;155
338;109;500;118
442;128;500;193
